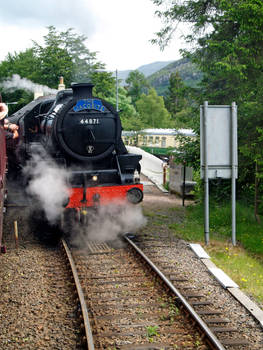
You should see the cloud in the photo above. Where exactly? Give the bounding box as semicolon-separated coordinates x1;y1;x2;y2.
0;0;96;34
0;0;185;70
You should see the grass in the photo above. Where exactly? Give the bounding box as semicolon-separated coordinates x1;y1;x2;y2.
146;325;159;342
169;200;263;304
207;242;263;303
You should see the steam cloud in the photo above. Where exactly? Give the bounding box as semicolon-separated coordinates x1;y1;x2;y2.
24;147;69;223
1;74;57;95
71;202;147;247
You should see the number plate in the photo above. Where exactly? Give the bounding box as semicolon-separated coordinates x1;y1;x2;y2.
80;118;100;125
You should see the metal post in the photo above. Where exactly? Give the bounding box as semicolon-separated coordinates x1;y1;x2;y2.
163;164;167;186
182;163;186;207
204;101;209;244
231;102;237;245
116;69;119;112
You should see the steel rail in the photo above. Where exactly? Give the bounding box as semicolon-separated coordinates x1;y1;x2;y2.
124;234;226;350
61;239;95;350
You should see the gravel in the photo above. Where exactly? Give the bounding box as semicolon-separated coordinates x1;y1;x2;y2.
138;181;263;350
0;208;82;349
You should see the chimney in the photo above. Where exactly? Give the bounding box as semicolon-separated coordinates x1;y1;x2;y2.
58;76;66;91
71;83;94;99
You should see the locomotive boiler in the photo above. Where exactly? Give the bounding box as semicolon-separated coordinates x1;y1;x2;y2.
7;83;143;225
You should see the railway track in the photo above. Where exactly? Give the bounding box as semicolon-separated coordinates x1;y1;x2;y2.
61;235;250;350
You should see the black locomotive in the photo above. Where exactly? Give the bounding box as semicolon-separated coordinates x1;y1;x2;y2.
7;83;143;218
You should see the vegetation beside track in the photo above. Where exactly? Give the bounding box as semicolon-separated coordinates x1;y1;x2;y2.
169;200;263;305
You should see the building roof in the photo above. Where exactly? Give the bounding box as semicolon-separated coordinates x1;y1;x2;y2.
140;128;196;137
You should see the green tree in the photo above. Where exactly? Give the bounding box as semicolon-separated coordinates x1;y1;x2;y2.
125;70;150;105
0;26;115;109
0;49;38;111
165;71;194;128
105;86;143;131
136;88;171;128
32;26;105;88
92;71;116;100
152;0;263;204
0;49;40;83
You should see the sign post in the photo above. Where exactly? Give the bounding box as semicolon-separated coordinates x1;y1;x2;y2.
200;102;238;245
203;101;209;244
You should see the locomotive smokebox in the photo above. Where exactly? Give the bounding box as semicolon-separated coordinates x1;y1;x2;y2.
71;83;94;100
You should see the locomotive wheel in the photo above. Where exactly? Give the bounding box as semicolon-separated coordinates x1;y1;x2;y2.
61;209;77;237
28;208;62;244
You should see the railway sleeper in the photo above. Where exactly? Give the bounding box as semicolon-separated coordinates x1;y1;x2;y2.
182;292;205;298
210;327;238;333
197;310;223;315
83;276;147;285
94;325;195;338
84;272;144;279
204;317;230;323
118;344;177;350
88;301;170;312
190;301;213;306
93;311;178;321
84;286;152;294
220;338;250;346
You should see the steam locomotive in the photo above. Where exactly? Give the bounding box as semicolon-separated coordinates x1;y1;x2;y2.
7;83;143;226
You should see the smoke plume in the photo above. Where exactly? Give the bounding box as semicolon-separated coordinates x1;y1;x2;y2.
1;74;57;95
23;146;69;223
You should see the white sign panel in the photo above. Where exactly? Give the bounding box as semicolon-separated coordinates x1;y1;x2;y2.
200;105;238;179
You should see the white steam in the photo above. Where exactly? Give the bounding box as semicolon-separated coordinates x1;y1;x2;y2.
24;148;69;223
71;201;147;247
1;74;57;95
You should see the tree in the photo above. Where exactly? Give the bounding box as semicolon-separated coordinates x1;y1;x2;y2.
0;26;115;110
152;0;263;205
165;71;194;128
105;86;143;131
0;49;38;111
125;70;150;105
136;88;172;128
0;49;40;83
32;26;106;88
92;71;116;100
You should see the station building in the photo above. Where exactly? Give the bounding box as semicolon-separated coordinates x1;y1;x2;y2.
122;128;195;155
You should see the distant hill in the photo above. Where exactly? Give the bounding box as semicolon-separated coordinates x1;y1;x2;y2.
117;60;174;84
117;58;202;95
147;58;202;95
136;61;174;77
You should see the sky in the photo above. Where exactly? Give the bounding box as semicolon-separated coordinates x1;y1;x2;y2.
0;0;187;72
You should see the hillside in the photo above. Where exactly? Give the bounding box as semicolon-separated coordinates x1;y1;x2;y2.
117;58;202;95
118;60;174;84
147;58;202;95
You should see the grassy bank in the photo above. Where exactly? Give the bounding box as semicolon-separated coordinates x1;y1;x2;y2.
169;200;263;304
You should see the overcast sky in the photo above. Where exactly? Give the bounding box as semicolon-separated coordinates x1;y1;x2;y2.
0;0;187;71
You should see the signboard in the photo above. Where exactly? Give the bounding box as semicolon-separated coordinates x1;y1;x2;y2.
200;105;237;179
200;102;238;246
